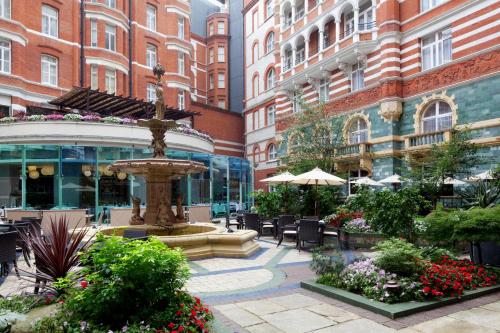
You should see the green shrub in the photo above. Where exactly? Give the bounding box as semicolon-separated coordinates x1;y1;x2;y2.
66;235;189;328
374;238;423;277
454;205;500;242
422;205;465;245
420;246;457;263
310;247;345;276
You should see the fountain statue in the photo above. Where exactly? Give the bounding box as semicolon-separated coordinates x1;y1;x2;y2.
110;64;207;229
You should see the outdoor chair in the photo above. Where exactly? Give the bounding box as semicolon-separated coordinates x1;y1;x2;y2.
13;222;32;264
277;215;297;247
260;217;275;237
0;224;15;233
122;229;149;240
303;216;319;220
225;213;241;231
298;219;321;251
244;213;261;238
0;231;20;277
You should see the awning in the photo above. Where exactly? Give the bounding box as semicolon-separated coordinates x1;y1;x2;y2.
49;87;199;121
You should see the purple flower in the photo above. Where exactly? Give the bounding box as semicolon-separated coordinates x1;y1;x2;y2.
45;113;64;120
82;115;102;122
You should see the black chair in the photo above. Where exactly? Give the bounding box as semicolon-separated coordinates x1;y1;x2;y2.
22;218;42;236
0;224;15;233
303;216;319;220
225;213;241;231
260;217;275;237
13;222;31;264
244;213;261;238
0;231;19;277
123;229;148;240
277;215;297;247
298;219;321;251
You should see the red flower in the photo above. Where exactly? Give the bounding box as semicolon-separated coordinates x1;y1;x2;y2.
176;310;182;316
195;297;201;305
80;280;88;289
191;310;197;317
178;326;184;332
423;286;431;293
168;323;175;329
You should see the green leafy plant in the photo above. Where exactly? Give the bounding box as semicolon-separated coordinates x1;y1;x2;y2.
252;189;282;217
422;205;465;245
310;247;345;276
420;246;457;263
374;238;424;277
458;180;500;208
453;205;500;242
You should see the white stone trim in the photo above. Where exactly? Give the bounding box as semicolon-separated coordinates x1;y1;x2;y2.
86;57;128;74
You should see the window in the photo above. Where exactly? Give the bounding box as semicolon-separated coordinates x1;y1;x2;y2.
105;24;116;51
266;32;274;53
252;75;258;97
345;14;354;37
208;23;214;36
351;63;364;91
147;83;156;102
217;21;224;34
209;48;214;64
268;144;277;160
218;72;225;88
266;68;275;89
105;68;116;93
295;4;305;20
284;49;292;71
348;118;368;144
0;0;11;19
421;101;452;133
253;147;260;163
0;40;10;74
178;17;184;39
267;105;275;125
41;5;58;37
146;44;156;68
252;11;258;32
90;65;98;89
105;0;116;8
177;90;185;109
217;100;225;109
41;55;57;86
90;20;98;47
296;45;305;64
178;52;185;75
146;5;156;31
358;6;374;30
265;0;273;19
422;28;452;71
284;10;292;28
252;43;258;63
292;91;301;113
319;78;329;102
421;0;444;11
209;74;214;89
217;46;224;62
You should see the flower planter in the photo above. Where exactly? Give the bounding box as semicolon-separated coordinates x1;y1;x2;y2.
470;241;500;267
339;229;386;249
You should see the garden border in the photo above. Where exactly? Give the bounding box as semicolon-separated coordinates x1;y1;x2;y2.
300;280;500;319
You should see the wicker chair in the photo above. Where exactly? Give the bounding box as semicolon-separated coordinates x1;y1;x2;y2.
13;221;31;264
0;231;19;277
298;219;321;251
244;213;261;238
277;215;296;247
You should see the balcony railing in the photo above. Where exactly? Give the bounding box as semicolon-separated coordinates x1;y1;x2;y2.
407;130;450;148
335;142;371;157
358;21;376;31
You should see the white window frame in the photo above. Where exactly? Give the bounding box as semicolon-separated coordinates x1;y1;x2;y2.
105;24;116;51
208;23;214;36
41;5;58;38
319;78;329;102
217;21;224;34
41;55;58;86
217;46;225;62
266;32;274;53
284;10;292;28
178;52;185;75
0;39;11;74
90;20;98;47
266;0;273;19
351;63;364;91
421;101;452;133
268;144;277;160
348;118;368;144
267;105;275;125
421;28;452;71
177;17;185;39
146;44;157;68
295;4;305;20
90;64;98;89
105;68;116;94
177;90;185;109
296;46;305;64
217;100;225;109
146;5;157;31
218;72;225;89
209;74;214;89
421;0;444;12
147;83;156;102
0;0;11;19
284;49;292;71
105;0;116;8
209;48;214;64
266;68;275;90
292;91;301;113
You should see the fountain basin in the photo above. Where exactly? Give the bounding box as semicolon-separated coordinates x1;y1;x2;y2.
99;223;261;259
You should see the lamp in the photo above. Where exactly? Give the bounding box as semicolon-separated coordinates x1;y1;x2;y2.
29;170;40;180
27;165;37;172
104;165;114;177
41;165;54;176
82;165;92;177
117;172;127;180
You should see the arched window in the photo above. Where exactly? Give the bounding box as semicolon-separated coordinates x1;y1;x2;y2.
268;144;277;160
266;32;274;53
252;42;259;63
348;118;368;144
421;101;452;133
252;75;259;97
266;68;275;89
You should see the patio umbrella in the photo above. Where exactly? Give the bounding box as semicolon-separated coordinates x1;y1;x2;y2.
351;177;384;187
293;167;346;216
379;174;403;184
443;177;467;186
260;172;298;213
465;170;495;182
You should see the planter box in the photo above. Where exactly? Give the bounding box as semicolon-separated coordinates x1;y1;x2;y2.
470;241;500;267
339;229;386;249
301;280;500;319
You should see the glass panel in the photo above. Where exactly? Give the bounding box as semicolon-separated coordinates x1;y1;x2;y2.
61;146;96;211
229;157;242;213
0;145;22;161
191;153;210;206
0;162;22;208
26;145;58;160
26;163;59;210
211;156;227;217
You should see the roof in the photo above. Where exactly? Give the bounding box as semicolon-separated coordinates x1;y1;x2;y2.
49;87;199;121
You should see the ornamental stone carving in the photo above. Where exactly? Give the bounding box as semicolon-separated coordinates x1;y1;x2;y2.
378;100;403;122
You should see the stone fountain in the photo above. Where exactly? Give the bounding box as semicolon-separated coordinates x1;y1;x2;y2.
110;64;207;230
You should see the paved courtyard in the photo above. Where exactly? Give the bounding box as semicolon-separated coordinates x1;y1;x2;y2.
1;235;499;333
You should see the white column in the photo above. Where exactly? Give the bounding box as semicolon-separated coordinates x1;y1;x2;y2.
354;7;360;33
292;46;297;73
280;14;285;31
335;20;340;41
304;38;310;66
291;5;296;22
319;29;324;52
304;0;308;15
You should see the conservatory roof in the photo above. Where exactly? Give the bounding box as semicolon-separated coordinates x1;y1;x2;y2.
49;87;199;120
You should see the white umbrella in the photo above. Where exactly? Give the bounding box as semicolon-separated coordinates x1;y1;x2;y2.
260;172;297;184
379;174;403;184
443;177;467;186
293;167;346;215
351;177;384;187
464;170;495;182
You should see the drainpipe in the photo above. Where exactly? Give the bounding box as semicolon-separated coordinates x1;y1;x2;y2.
80;0;85;87
128;0;133;96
